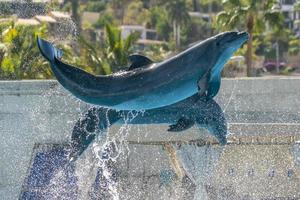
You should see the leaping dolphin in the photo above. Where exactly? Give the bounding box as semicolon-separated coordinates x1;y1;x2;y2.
69;94;227;161
37;32;248;110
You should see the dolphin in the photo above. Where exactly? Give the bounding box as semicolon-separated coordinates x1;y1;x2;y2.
37;31;248;111
68;94;227;161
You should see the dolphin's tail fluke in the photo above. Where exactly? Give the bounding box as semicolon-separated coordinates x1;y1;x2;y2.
37;37;63;62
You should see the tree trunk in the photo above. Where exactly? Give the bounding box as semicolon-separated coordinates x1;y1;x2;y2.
192;0;199;11
177;24;181;48
208;1;213;35
246;14;254;77
275;40;280;74
173;20;177;48
71;0;81;34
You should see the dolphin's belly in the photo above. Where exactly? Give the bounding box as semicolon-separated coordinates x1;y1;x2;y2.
113;78;198;110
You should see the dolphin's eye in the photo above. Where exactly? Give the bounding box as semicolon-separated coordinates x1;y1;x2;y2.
216;41;220;46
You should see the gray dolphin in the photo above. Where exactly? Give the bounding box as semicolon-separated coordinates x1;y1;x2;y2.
69;94;227;161
37;32;248;110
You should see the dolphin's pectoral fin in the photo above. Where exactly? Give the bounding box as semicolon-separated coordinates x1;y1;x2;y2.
128;54;154;70
168;117;195;132
197;72;210;97
207;72;221;99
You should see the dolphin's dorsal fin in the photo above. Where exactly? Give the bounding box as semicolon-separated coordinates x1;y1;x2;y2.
128;54;153;70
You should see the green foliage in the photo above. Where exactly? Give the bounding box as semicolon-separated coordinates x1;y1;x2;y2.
288;36;300;56
105;24;139;70
0;19;138;79
61;1;72;12
85;1;106;12
280;66;294;75
124;0;150;25
181;17;211;45
147;7;171;41
165;0;191;48
198;0;222;13
165;0;190;27
93;12;116;29
0;22;52;80
64;24;138;75
143;43;170;61
262;28;292;59
295;1;300;11
77;36;110;74
216;0;284;32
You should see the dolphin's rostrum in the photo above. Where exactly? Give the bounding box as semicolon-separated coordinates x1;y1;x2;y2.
37;31;248;111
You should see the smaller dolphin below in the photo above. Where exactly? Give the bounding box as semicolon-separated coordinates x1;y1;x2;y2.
69;94;227;161
37;32;248;111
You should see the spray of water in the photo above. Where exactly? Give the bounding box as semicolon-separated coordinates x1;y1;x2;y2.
91;109;144;200
27;84;56;133
222;78;239;139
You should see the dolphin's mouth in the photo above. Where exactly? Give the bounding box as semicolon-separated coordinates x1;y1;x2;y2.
226;31;249;46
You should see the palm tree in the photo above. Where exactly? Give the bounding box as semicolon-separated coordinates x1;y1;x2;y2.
216;0;284;77
78;24;138;74
77;36;108;75
165;0;191;48
105;24;138;70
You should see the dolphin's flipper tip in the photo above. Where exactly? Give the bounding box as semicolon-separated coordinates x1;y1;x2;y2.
218;137;227;145
213;124;228;146
168;117;195;132
68;133;96;162
68;152;77;163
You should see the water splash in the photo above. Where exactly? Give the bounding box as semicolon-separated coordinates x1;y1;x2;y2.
26;84;56;133
222;79;238;114
90;109;144;200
